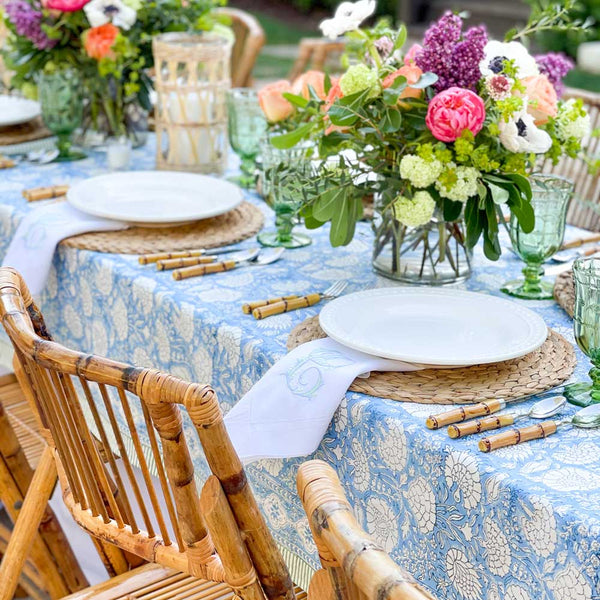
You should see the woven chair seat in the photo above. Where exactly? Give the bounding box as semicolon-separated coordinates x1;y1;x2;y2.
64;564;307;600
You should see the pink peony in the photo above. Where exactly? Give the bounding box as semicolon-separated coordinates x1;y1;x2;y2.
404;43;422;66
425;87;485;142
44;0;90;10
258;80;294;123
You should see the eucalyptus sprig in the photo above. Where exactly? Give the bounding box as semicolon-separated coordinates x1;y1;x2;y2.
505;0;595;42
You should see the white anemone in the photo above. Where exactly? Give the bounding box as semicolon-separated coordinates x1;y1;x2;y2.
84;0;137;30
319;0;376;40
480;40;539;79
499;105;552;154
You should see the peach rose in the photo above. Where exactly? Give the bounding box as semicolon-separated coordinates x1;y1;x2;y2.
84;23;119;61
521;74;558;125
258;80;294;123
382;64;424;105
292;70;327;101
426;87;485;142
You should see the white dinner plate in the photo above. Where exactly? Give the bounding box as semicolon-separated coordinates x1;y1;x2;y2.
0;95;41;127
319;287;548;366
67;171;243;226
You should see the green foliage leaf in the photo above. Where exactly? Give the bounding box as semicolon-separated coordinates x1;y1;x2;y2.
394;24;407;50
282;92;309;109
443;198;463;222
270;123;314;149
379;108;402;133
410;72;439;89
487;182;510;205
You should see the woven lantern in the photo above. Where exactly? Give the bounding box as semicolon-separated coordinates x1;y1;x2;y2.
153;32;232;174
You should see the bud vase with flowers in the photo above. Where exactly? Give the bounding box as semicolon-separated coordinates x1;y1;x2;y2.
257;1;593;285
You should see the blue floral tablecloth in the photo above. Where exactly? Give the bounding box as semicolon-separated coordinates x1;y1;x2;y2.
1;138;599;600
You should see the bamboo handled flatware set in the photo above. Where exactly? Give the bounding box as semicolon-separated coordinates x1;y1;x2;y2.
426;393;600;452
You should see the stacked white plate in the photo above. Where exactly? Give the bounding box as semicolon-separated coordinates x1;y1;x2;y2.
319;288;548;367
0;95;41;128
67;171;244;227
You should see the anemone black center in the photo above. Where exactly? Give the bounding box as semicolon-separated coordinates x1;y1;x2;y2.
516;118;527;137
489;56;507;74
103;5;119;15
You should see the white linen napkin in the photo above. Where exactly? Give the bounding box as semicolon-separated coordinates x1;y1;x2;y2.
2;202;127;295
225;337;422;463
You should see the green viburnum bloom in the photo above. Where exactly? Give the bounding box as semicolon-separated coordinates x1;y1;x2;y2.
339;64;381;99
436;164;480;202
556;98;591;141
399;154;443;188
393;191;436;227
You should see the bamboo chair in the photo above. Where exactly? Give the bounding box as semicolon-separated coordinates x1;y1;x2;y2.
297;460;437;600
541;88;600;231
288;39;346;82
0;267;296;600
0;391;89;599
216;8;265;88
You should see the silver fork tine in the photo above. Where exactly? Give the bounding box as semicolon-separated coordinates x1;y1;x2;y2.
322;280;342;296
323;280;347;299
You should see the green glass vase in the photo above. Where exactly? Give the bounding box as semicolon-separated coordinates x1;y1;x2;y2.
501;174;573;300
38;68;86;162
565;257;600;407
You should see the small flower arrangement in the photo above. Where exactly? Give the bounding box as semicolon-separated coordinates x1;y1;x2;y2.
1;0;224;137
258;1;593;272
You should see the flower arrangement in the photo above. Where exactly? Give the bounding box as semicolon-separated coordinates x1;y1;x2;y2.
258;1;593;282
1;0;224;137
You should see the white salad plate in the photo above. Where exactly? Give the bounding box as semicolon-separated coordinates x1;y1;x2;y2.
0;95;41;127
319;287;548;366
67;171;243;227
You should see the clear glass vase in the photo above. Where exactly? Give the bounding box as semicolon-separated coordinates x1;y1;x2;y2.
372;202;472;285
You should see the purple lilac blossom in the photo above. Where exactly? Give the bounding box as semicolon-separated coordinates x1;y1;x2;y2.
535;52;574;97
415;11;488;93
4;0;56;50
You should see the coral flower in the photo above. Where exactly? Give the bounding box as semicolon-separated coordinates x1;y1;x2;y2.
44;0;91;11
84;23;119;60
292;70;327;101
520;74;558;125
382;64;423;105
426;87;485;142
258;80;294;123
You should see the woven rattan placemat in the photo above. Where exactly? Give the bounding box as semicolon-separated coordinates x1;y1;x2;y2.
287;316;576;404
0;117;51;145
554;270;574;317
60;201;264;254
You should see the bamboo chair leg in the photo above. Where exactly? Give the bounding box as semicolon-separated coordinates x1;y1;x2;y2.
0;452;69;598
0;447;60;600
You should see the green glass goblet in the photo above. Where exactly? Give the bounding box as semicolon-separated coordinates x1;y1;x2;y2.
257;157;313;249
501;174;573;300
565;257;600;407
227;88;267;188
37;68;87;162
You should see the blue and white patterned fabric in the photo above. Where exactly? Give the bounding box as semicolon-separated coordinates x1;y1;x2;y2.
1;138;599;599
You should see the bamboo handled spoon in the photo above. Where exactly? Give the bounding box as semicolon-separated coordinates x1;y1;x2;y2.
478;403;600;453
448;396;566;439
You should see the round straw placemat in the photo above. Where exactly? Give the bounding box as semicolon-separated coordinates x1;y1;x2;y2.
60;201;264;254
287;316;575;404
554;270;574;317
0;117;51;145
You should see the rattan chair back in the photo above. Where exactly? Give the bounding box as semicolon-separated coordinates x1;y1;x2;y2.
0;267;294;600
540;88;600;231
216;8;265;88
297;460;437;600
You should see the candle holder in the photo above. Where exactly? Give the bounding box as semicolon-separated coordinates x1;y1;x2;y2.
153;32;232;175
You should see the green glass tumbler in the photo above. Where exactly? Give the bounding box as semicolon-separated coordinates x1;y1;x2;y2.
501;174;573;300
38;68;86;162
565;257;600;407
227;88;267;188
257;151;312;249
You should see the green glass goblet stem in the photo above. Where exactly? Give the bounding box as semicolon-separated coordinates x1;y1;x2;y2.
565;257;600;406
37;68;86;162
257;155;313;249
501;174;573;300
226;88;267;188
